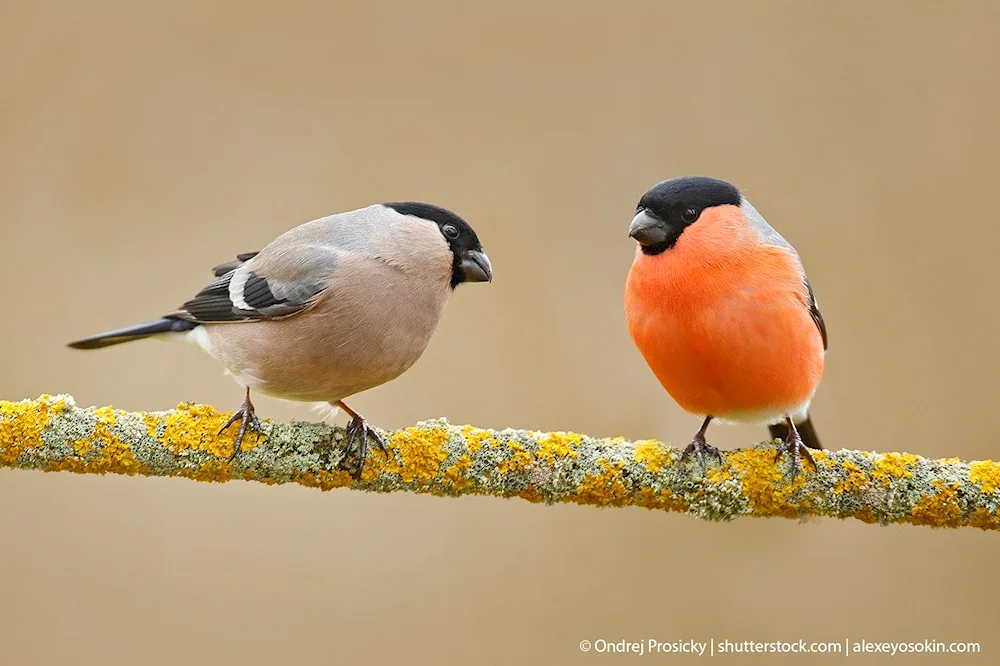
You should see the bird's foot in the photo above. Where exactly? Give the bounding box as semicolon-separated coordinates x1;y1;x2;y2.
219;389;265;461
773;426;816;480
679;432;724;474
336;401;389;479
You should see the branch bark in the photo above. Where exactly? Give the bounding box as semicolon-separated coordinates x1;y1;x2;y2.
2;395;998;530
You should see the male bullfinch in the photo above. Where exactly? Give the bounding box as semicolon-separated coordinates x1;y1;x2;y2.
624;177;826;478
69;202;492;475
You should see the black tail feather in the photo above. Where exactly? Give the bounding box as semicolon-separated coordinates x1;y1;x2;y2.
67;318;198;350
769;415;822;450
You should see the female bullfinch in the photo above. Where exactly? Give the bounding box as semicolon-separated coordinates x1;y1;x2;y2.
68;202;492;476
624;176;826;477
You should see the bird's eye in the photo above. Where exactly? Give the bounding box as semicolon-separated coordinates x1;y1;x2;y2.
443;224;460;240
681;207;699;223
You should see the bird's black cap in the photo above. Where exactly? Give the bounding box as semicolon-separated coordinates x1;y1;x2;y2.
638;176;741;219
632;176;741;255
384;201;490;287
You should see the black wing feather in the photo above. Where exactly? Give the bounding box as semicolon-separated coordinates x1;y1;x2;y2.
173;267;325;323
805;278;827;351
242;273;276;308
211;251;260;277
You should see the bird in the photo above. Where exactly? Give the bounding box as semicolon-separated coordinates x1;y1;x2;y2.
623;176;826;478
68;201;493;476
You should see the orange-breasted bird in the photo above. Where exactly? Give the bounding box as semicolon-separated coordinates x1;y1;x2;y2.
624;176;826;477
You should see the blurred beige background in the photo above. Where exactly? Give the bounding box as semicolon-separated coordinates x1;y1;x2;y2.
2;1;998;664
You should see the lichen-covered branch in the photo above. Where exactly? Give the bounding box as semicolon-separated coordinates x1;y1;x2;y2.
2;395;999;530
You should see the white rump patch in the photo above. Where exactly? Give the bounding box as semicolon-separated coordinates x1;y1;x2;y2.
158;325;215;355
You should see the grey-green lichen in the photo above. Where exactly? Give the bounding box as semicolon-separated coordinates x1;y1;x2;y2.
2;394;999;530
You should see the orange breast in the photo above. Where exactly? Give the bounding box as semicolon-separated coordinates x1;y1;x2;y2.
624;207;824;422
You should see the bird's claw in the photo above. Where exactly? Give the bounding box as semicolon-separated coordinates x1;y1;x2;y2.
773;431;816;480
219;392;265;462
679;434;724;474
342;414;388;479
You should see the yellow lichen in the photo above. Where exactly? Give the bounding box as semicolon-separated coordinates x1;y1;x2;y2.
298;470;353;491
871;452;920;485
518;486;542;503
179;460;236;484
633;439;669;473
63;406;146;476
573;460;630;507
911;480;963;527
8;396;1000;531
852;506;881;524
143;413;161;439
460;425;493;453
834;459;869;494
634;487;687;512
47;395;71;414
536;431;583;464
0;396;57;464
442;453;474;491
497;439;534;475
70;437;92;457
705;464;733;484
727;448;809;518
969;460;1000;494
383;426;450;483
156;402;257;460
415;426;489;488
969;507;1000;530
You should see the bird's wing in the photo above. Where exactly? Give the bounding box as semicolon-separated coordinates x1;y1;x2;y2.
210;251;260;277
168;245;339;324
804;278;828;351
743;199;828;351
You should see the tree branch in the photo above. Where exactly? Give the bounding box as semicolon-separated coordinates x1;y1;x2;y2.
2;395;998;530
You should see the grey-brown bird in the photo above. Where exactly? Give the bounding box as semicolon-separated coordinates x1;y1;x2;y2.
68;202;492;475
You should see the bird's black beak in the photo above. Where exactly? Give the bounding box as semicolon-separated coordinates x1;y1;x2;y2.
459;249;493;283
628;210;669;246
